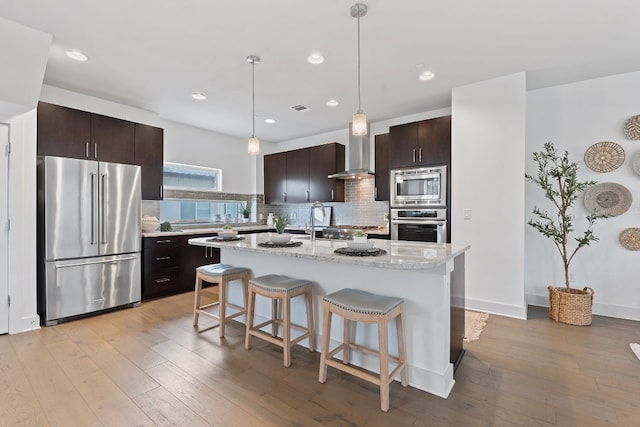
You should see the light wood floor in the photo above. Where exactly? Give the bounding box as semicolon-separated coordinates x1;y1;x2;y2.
2;290;639;426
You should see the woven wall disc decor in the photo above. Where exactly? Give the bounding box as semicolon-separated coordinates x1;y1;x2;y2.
584;141;625;172
623;115;640;140
583;182;632;217
619;228;640;251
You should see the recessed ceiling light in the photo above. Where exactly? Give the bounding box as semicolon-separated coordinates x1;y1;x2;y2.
66;50;88;62
191;92;207;100
419;70;435;81
307;52;325;65
326;99;340;107
265;118;276;124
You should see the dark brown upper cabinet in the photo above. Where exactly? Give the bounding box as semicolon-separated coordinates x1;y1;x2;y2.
389;116;451;169
264;151;287;204
134;124;164;200
263;143;345;204
37;101;135;164
374;133;390;201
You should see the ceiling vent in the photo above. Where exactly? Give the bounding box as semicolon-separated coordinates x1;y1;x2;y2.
290;104;310;112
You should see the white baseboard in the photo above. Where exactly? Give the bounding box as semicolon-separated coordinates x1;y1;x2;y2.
465;297;527;319
526;293;640;321
10;314;40;334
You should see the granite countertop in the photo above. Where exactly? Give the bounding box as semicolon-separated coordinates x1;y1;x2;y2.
142;225;273;237
188;232;468;270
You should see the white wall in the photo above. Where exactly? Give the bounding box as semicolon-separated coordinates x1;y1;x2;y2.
6;110;40;333
452;73;527;319
40;85;258;194
526;71;640;320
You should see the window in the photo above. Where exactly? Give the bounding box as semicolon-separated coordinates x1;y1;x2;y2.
162;162;222;192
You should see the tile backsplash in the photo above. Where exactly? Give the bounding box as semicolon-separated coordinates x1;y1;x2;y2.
145;179;389;227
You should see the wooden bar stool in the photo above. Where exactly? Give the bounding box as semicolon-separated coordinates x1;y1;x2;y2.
245;274;315;367
318;288;408;412
193;263;250;338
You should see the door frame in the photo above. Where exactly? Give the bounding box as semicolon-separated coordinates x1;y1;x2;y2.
0;123;10;334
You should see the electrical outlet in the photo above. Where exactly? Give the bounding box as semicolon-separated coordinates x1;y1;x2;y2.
463;208;471;220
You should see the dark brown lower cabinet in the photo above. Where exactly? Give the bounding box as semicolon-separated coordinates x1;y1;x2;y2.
142;236;181;300
179;233;220;293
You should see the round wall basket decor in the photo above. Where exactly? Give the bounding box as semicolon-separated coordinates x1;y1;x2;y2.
584;141;625;173
623;115;640;140
583;182;632;217
619;228;640;251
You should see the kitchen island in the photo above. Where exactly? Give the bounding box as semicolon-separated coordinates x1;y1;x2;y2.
189;233;469;398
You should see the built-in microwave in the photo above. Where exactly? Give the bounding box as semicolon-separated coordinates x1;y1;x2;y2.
390;165;446;207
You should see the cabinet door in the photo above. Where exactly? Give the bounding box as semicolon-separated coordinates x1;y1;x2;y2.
285;148;310;203
134;124;164;200
179;234;220;293
264;152;287;204
417;116;451;166
388;122;418;168
309;143;345;202
37;102;91;158
91;114;135;164
374;133;390;201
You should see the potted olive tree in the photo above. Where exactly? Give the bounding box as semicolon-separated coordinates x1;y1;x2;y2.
525;142;601;325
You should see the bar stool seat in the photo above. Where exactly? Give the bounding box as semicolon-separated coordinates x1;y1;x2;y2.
318;288;408;412
193;263;250;338
245;274;315;367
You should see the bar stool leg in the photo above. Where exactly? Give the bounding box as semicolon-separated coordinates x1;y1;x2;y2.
283;295;291;367
305;288;316;352
218;278;227;338
193;275;203;326
396;309;408;387
378;316;390;412
343;318;351;364
318;302;332;383
245;286;256;350
271;298;278;337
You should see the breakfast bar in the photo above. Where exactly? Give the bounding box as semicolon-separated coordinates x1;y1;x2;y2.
189;233;469;398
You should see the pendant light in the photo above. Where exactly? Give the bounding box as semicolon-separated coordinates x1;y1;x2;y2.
247;55;260;155
351;3;368;136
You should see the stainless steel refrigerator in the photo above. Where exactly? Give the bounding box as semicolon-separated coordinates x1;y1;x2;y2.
37;156;142;325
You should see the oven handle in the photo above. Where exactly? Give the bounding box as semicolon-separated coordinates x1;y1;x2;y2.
391;219;446;226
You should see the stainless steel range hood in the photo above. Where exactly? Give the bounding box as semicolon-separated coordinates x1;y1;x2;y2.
328;123;375;179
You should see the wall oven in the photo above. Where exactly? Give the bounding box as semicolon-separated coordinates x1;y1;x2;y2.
390;208;447;243
390;165;446;207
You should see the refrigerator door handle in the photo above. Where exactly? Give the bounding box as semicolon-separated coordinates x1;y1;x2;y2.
101;173;108;244
54;256;138;269
90;172;97;245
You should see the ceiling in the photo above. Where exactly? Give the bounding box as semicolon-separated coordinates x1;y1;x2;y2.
2;0;640;143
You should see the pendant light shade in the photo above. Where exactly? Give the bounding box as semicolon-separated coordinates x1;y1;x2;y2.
247;55;260;155
351;3;368;136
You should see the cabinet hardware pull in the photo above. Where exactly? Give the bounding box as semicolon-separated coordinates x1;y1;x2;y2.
419;148;422;163
85;142;90;158
331;189;334;201
283;192;286;203
155;256;171;261
155;239;172;243
374;187;378;199
412;149;416;163
155;278;171;284
94;143;98;159
160;185;163;199
306;190;309;202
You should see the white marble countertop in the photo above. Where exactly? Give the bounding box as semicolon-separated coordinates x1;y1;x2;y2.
189;232;468;270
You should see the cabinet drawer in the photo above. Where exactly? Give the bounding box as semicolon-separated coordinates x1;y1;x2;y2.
143;236;179;250
143;246;180;270
143;267;180;299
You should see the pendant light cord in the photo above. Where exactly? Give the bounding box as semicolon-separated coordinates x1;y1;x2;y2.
251;60;256;137
356;4;362;113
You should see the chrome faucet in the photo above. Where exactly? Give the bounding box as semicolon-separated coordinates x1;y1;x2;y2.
310;201;326;242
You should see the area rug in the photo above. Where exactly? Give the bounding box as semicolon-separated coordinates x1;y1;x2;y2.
464;310;490;343
631;343;640;361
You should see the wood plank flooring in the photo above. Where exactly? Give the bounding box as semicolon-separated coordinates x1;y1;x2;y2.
1;289;639;426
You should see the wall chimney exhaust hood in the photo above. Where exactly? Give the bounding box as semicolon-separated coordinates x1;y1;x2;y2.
328;123;375;179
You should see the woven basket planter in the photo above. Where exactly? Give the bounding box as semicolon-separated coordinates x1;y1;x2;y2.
548;286;594;326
